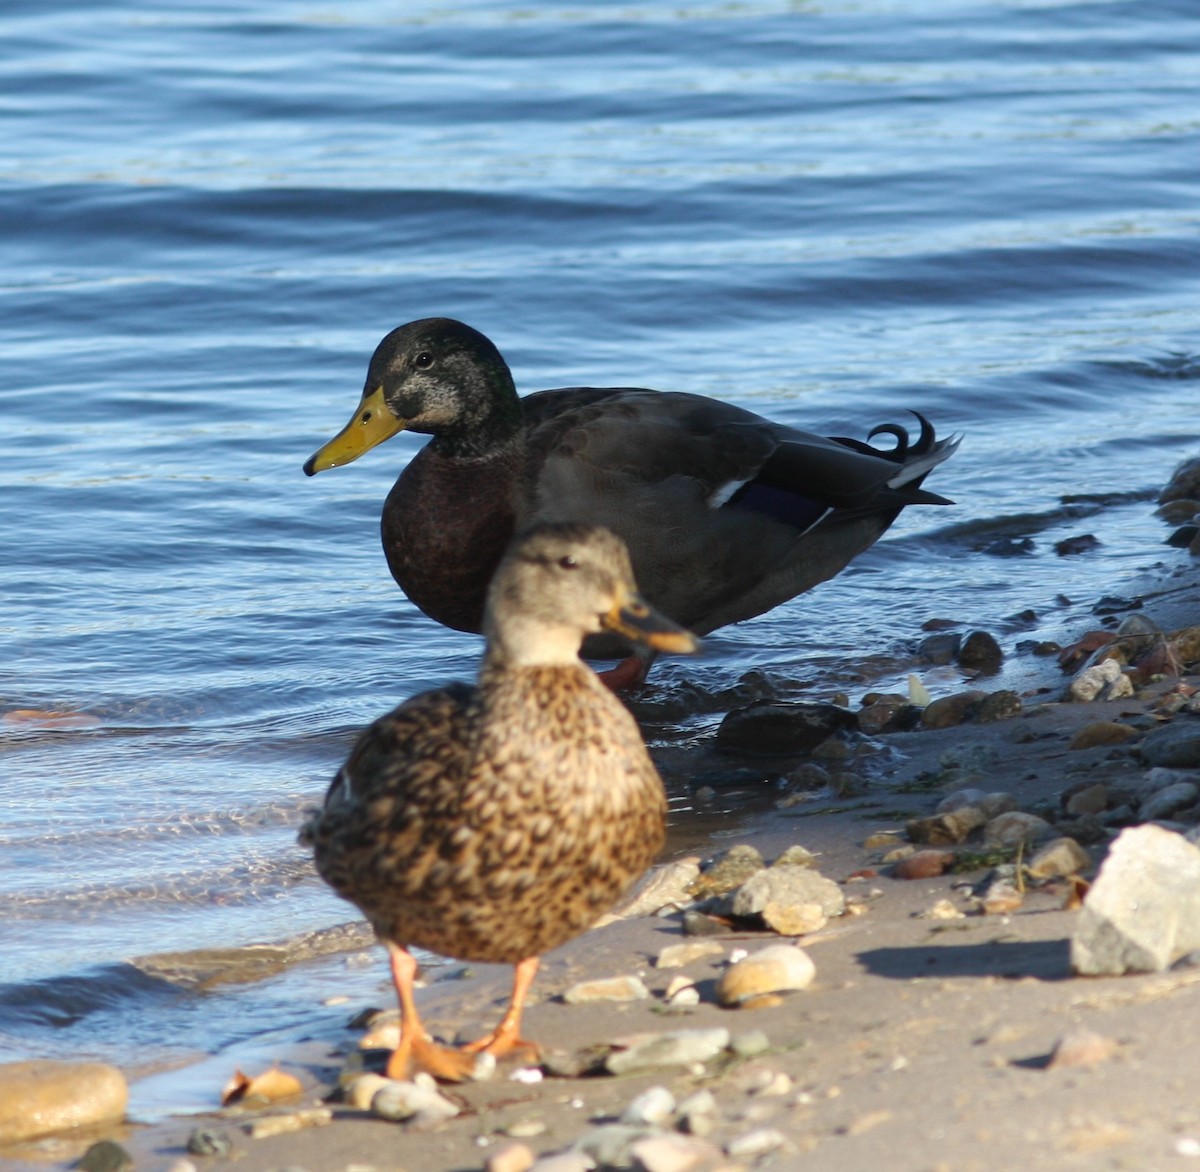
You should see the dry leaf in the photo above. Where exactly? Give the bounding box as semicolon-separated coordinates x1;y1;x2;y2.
221;1066;303;1106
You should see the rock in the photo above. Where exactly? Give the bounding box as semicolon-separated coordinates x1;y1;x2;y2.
1069;720;1139;750
921;691;985;729
858;696;916;734
186;1127;234;1157
563;975;650;1004
1067;658;1131;702
574;1124;659;1168
1139;781;1200;822
978;791;1020;819
610;859;702;919
916;898;965;920
1055;534;1101;556
863;830;906;850
726;865;845;922
760;901;827;936
726;1128;787;1159
621;1086;676;1127
984;811;1054;847
729;1029;772;1058
244;1108;334;1139
716;701;857;754
1138;720;1200;768
530;1153;594;1172
371;1079;460;1126
681;909;735;937
1045;1030;1117;1069
893;849;956;880
346;1073;392;1110
655;940;726;969
0;1061;128;1145
629;1134;720;1172
907;806;987;845
1161;455;1200;503
1065;783;1109;816
78;1142;133;1172
676;1089;719;1136
772;844;818;868
917;631;962;665
605;1029;731;1075
505;1118;547;1138
1072;824;1200;974
715;944;815;1007
1027;837;1091;879
687;845;765;899
487;1141;537;1172
979;878;1023;915
976;690;1022;722
935;787;986;814
782;761;833;790
957;630;1004;674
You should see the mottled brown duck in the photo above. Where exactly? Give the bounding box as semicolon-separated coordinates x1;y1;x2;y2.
304;317;960;686
301;522;698;1081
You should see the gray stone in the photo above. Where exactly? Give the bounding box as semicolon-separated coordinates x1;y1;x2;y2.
563;975;650;1004
78;1142;133;1172
1067;657;1126;703
957;630;1004;674
630;1133;720;1172
1137;720;1200;768
186;1128;234;1157
573;1124;657;1167
983;811;1054;847
371;1079;460;1125
1026;837;1091;879
1071;824;1200;974
726;865;845;920
605;1029;731;1075
726;1128;788;1159
1139;781;1200;823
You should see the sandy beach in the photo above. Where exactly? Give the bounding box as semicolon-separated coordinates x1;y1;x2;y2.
7;503;1200;1172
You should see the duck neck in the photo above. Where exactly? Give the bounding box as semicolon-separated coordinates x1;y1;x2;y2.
481;618;596;673
430;366;525;460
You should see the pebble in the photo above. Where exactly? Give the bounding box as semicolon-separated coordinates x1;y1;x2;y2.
621;1086;676;1127
78;1141;133;1172
186;1127;234;1157
715;944;815;1007
1139;781;1199;822
574;1124;658;1168
629;1133;720;1172
906;806;986;845
726;1127;787;1159
976;690;1022;722
244;1107;333;1139
918;631;962;665
487;1141;537;1172
979;878;1023;915
1072;824;1200;974
676;1089;719;1136
530;1152;594;1172
863;830;905;850
1026;837;1091;879
893;849;956;880
1065;782;1109;816
957;630;1004;674
563;975;650;1004
921;690;985;729
504;1118;548;1138
748;1070;794;1097
729;1029;772;1058
608;858;703;920
1066;658;1131;702
346;1073;392;1110
655;940;726;969
1069;720;1138;750
716;700;858;754
935;788;986;814
371;1080;460;1126
983;811;1054;847
772;844;818;868
687;845;765;899
605;1028;731;1075
726;863;845;920
917;898;965;920
1045;1029;1117;1069
0;1060;128;1145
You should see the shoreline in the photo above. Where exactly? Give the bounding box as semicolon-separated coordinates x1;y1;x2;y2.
6;522;1200;1171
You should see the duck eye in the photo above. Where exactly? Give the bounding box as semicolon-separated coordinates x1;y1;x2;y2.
557;555;578;570
414;351;434;369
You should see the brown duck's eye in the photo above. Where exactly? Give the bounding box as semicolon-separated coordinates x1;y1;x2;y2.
414;351;434;368
557;555;578;570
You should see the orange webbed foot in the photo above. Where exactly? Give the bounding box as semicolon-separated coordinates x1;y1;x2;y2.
386;1033;490;1083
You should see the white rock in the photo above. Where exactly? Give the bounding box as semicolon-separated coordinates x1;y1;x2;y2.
371;1080;459;1125
629;1133;720;1172
1066;657;1124;702
726;1127;787;1159
621;1085;676;1127
983;811;1053;847
605;1029;731;1075
655;940;725;969
1072;824;1200;974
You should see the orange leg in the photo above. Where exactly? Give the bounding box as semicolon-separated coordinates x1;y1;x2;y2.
460;955;541;1061
383;942;482;1082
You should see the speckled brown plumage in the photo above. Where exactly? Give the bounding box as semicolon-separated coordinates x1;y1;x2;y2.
301;523;695;1080
303;317;959;683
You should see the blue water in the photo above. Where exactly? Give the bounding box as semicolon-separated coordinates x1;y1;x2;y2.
2;0;1199;1089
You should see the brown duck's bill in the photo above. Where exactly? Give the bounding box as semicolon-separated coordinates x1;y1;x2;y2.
303;385;406;476
603;593;700;656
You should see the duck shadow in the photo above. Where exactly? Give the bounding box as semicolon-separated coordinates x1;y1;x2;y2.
856;935;1072;983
